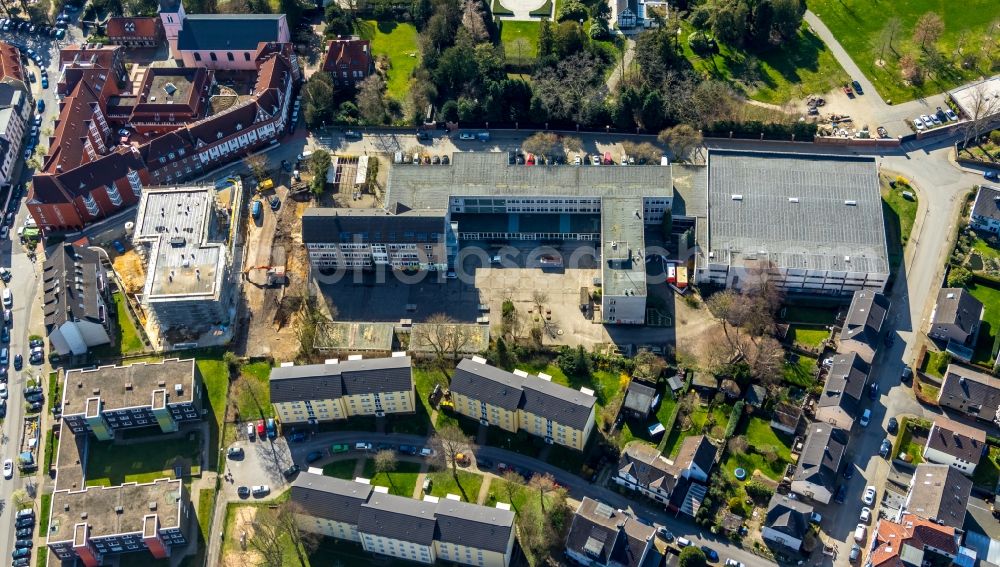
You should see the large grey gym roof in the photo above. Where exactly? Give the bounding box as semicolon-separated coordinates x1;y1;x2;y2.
386;152;674;211
706;150;889;274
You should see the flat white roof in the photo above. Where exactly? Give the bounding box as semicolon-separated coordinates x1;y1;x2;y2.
950;76;1000;118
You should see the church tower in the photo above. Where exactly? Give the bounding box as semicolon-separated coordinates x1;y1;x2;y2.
158;0;185;60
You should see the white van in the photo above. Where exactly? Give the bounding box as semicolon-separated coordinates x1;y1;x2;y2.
394;151;403;164
676;537;692;548
854;524;867;542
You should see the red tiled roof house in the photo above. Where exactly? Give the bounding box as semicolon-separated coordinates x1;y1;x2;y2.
106;17;164;48
322;36;372;87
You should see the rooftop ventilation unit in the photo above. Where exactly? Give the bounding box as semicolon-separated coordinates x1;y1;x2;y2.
788;197;799;203
844;200;857;206
732;195;743;201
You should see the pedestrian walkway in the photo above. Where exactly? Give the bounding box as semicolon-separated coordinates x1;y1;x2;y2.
352;457;367;479
804;11;886;107
412;461;430;499
476;475;492;505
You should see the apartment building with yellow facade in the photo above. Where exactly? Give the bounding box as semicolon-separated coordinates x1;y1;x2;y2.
269;355;413;424
449;356;597;450
290;472;516;567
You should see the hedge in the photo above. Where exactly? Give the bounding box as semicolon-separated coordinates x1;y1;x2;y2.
529;0;553;16
723;401;744;440
704;120;818;141
491;0;514;16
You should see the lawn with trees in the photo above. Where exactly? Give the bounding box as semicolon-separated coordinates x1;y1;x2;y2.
809;0;1000;102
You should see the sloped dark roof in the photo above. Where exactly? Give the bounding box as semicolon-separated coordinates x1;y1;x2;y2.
925;417;986;466
618;443;679;493
290;472;373;524
938;363;1000;422
301;208;447;245
623;381;656;414
793;423;846;490
907;464;973;529
357;493;438;546
565;498;652;567
675;435;716;474
42;244;104;328
450;358;596;430
765;494;813;540
177;14;283;51
269;357;412;404
433;499;515;554
933;288;983;335
818;352;869;415
840;289;889;347
972;185;1000;222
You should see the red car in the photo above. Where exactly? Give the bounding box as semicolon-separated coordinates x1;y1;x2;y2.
256;419;265;438
525;154;535;166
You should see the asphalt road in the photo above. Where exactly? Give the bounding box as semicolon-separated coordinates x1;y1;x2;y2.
216;430;777;567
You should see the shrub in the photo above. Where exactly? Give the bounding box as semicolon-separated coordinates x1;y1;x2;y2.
688;32;713;55
556;0;587;22
745;480;774;502
723;401;744;439
948;266;973;287
990;130;1000;145
728;496;748;517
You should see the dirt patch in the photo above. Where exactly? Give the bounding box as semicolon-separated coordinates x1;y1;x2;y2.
222;506;262;567
672;293;723;365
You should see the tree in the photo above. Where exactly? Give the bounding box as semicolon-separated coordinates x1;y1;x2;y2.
899;52;923;85
500;470;524;508
661;209;673;241
373;449;398;488
247;504;302;566
413;313;473;369
243;154;269;183
621;141;662;163
461;0;489;42
356;75;390;124
947;266;973;288
557;345;591;378
538;19;554;58
431;423;473;475
324;2;354;36
531;290;549;315
633;350;666;382
913;12;944;50
658;124;703;161
679;546;708;567
521;131;564;159
302;71;336;129
769;0;802;39
556;0;587;22
876;18;902;63
528;473;558;511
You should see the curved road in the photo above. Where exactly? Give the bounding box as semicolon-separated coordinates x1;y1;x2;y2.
213;430;777;567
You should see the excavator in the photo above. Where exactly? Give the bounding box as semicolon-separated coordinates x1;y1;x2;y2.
243;265;287;286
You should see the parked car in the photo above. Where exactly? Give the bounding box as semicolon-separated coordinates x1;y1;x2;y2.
265;418;277;439
282;465;300;479
700;546;719;562
656;526;674;542
330;443;349;454
0;268;10;283
227;447;244;459
944;108;959;121
397;445;417;456
289;430;307;443
860;409;871;427
459;132;475;140
676;537;692;548
355;442;372;451
900;367;913;383
860;507;872;524
834;484;848;504
306;451;323;463
854;523;867;542
343;130;361;139
851;80;863;94
863;486;876;505
15;354;24;370
11;548;29;559
868;382;879;400
237;486;250;498
251;485;270;497
880;439;892;458
724;560;745;567
985;170;999;182
850;544;861;562
913;117;926;130
3;458;13;479
14;529;31;539
256;419;265;438
887;417;898;434
13;540;31;549
843;460;855;479
269;195;280;211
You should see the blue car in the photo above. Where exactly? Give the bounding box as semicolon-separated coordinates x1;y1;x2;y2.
986;170;999;182
869;382;879;400
305;451;323;463
289;431;307;443
36;99;44;113
11;547;29;559
112;240;126;254
40;77;48;89
700;546;719;562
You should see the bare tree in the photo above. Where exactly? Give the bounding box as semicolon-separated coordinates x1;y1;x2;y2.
278;502;321;560
531;290;548;315
507;37;531;63
633;350;666;382
374;449;397;475
528;473;558;512
461;0;489;42
912;12;944;50
413;313;473;370
247;506;289;566
521;131;564;159
877;18;902;63
243;154;269;183
356;74;389;124
962;82;1000;145
431;424;473;475
562;135;583;153
899;52;923;85
621;141;663;164
500;470;524;508
658;125;703;161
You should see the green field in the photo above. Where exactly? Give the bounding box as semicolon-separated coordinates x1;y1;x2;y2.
679;21;848;104
426;470;484;502
235;361;273;421
92;292;144;358
662;403;731;458
809;0;1000;102
893;420;925;464
882;179;920;270
721;417;793;481
354;21;419;102
85;435;201;486
322;459;358;480
967;281;1000;365
363;460;422;497
787;325;829;349
501;20;540;61
783;355;819;388
920;349;950;378
197;488;216;544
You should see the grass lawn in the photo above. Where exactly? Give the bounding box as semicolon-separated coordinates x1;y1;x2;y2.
234;360;273;421
808;0;1000;103
394;365;443;436
196;351;230;472
679;21;848;104
783;354;819;388
322;458;358;479
197;488;216;544
426;469;483;502
619;389;677;448
501;20;540;61
971;232;1000;268
781;305;838;325
662;402;731;458
972;445;1000;490
363;459;422;497
354;20;419;103
514;360;625;406
722;417;793;481
882;178;919;270
787;325;829;349
920;349;951;378
893;422;925;464
92;292;144;358
86;434;202;486
967;281;1000;365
